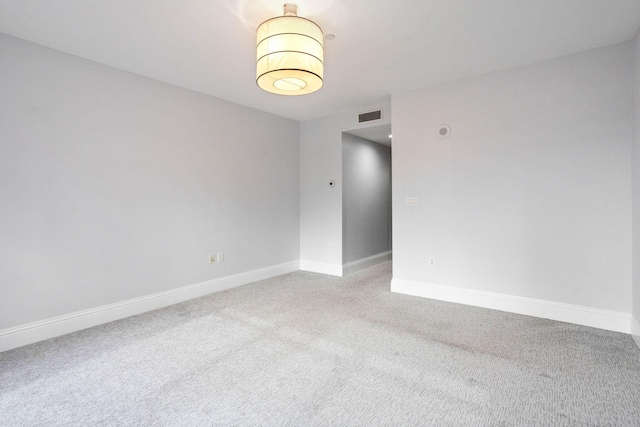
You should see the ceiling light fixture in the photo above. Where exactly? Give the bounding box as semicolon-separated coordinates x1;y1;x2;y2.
256;4;323;95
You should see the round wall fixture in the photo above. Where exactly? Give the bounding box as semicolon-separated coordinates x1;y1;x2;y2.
437;124;451;139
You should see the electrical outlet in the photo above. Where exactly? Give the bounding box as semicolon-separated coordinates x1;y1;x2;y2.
429;257;436;266
209;255;216;264
329;244;333;251
217;252;224;263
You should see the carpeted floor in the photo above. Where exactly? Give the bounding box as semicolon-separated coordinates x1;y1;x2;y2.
1;261;640;426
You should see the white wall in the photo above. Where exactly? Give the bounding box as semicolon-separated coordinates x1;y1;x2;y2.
392;42;633;330
0;34;300;331
633;31;640;346
342;134;392;265
299;101;391;276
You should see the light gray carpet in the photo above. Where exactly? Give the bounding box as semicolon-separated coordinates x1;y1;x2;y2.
1;261;640;426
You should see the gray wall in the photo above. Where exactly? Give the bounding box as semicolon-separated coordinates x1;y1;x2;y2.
3;28;637;338
392;42;632;312
342;134;391;264
0;34;300;329
634;31;640;328
299;100;391;274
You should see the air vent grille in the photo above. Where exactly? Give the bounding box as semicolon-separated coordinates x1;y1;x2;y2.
358;110;382;123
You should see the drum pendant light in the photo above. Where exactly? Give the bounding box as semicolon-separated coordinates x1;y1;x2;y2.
256;4;324;95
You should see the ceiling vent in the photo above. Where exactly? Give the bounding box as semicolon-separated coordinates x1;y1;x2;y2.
358;110;382;123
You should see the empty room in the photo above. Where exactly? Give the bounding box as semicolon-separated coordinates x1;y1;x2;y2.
1;1;640;425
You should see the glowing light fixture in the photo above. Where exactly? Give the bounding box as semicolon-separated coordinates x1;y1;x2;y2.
256;4;323;95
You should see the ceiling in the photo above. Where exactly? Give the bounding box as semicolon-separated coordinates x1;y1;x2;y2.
1;1;639;122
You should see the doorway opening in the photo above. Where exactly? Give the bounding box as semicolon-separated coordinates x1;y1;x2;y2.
342;123;392;275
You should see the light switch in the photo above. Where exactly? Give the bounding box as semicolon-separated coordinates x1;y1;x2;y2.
405;197;418;207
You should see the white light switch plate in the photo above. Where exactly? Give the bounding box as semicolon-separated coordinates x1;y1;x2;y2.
405;197;418;207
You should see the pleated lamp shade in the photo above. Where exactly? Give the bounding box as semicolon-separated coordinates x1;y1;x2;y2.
256;4;323;95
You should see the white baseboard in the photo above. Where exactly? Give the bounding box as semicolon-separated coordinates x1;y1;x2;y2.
0;260;300;353
632;316;640;351
343;251;392;276
300;260;343;277
391;278;631;334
